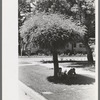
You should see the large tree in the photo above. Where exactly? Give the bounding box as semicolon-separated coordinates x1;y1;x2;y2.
20;13;86;78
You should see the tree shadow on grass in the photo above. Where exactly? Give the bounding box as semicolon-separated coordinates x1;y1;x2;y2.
47;74;95;85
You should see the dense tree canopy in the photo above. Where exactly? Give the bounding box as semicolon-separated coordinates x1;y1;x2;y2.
34;0;95;37
19;0;95;38
20;13;86;50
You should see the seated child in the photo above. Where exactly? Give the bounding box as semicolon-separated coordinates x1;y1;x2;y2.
68;68;76;77
57;67;62;77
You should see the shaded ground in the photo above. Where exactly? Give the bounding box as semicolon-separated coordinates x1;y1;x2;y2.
47;75;95;85
19;62;95;100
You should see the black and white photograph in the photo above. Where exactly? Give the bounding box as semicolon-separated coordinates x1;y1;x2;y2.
3;0;98;100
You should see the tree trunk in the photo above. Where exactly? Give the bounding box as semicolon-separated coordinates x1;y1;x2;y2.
18;44;21;56
21;48;23;57
71;43;74;55
52;50;59;79
84;42;93;63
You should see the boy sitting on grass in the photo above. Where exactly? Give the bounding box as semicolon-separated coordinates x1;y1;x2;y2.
68;68;76;77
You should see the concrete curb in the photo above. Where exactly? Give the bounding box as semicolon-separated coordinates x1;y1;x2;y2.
19;81;47;100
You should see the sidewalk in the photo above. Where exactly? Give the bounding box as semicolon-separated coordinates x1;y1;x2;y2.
19;81;47;100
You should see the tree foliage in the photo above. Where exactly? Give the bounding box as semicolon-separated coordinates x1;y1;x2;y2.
20;13;86;50
35;0;95;37
18;0;36;12
19;0;95;38
35;0;73;15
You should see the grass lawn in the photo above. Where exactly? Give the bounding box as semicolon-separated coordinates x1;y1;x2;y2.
19;64;95;100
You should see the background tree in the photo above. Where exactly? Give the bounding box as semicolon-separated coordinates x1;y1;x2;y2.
78;0;95;63
18;0;36;55
20;13;86;78
67;0;95;63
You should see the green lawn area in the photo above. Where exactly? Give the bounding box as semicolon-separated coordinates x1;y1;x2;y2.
19;64;95;100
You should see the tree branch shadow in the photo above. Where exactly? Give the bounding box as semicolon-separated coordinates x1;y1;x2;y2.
47;74;95;85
